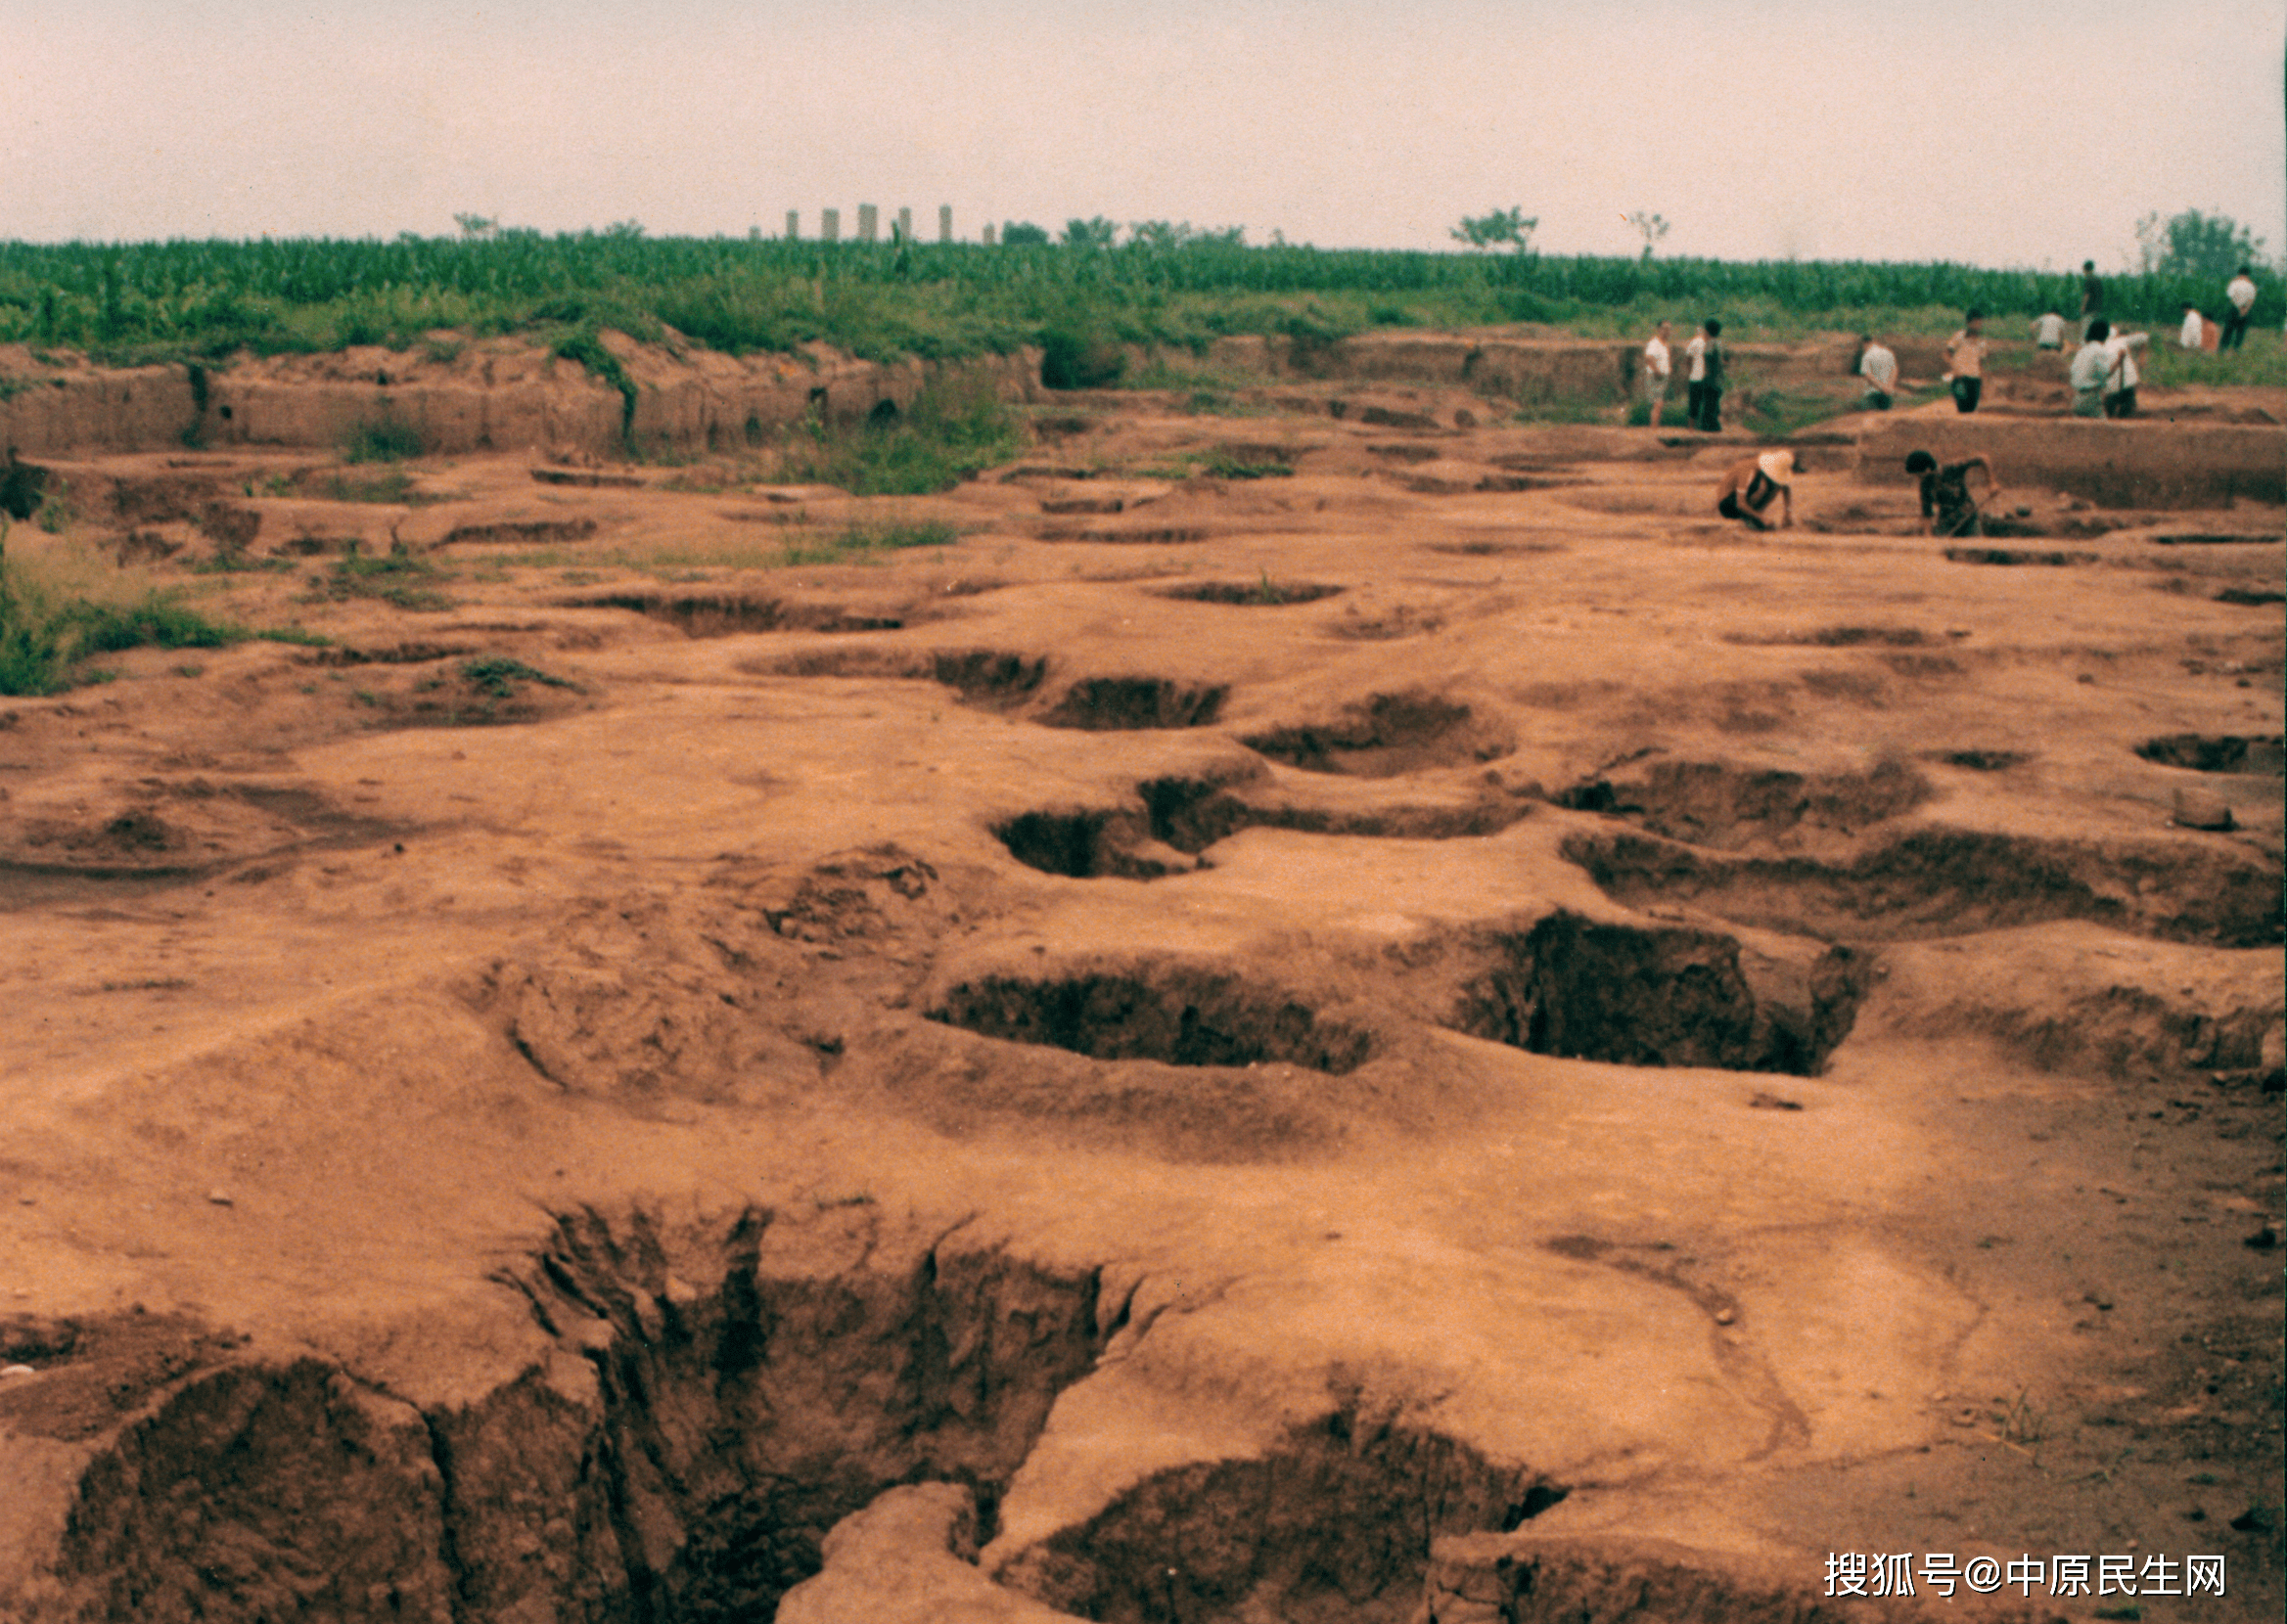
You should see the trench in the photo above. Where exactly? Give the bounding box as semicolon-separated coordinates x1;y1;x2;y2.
38;1210;1571;1624
1001;1406;1562;1624
1039;678;1229;731
928;966;1377;1075
1243;693;1514;778
1567;828;2285;948
50;1211;1111;1624
1156;580;1344;606
1553;758;1932;850
1448;911;1869;1076
577;592;905;637
2135;732;2285;775
990;776;1533;880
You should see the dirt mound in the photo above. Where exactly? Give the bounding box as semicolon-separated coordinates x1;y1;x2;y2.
1568;829;2284;948
928;965;1377;1075
1244;693;1512;777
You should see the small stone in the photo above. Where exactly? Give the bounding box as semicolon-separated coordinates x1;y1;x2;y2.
2171;788;2235;832
1713;1307;1736;1326
206;1190;234;1206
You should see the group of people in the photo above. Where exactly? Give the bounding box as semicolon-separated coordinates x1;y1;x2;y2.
1711;446;2001;538
1636;319;1727;431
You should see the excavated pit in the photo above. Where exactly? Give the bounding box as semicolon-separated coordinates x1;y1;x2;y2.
759;648;1050;709
999;1406;1563;1624
1567;829;2285;948
42;1211;1114;1624
579;593;906;637
1943;546;2100;566
1448;911;1869;1076
927;967;1377;1074
2135;732;2286;775
1037;677;1229;731
1243;693;1513;778
1553;758;1932;850
989;779;1534;880
1155;579;1345;606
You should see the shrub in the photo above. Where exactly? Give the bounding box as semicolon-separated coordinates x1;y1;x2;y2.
343;419;425;463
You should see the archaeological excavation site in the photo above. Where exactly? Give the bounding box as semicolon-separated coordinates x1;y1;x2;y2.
0;326;2280;1623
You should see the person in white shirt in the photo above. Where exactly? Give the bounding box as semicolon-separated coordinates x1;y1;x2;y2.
2031;311;2067;350
2069;322;2113;417
1641;322;1672;427
1857;336;1898;410
2101;327;2149;418
2179;303;2207;349
2221;267;2258;350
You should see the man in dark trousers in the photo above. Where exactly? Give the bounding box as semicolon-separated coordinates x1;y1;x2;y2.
1686;319;1725;431
1906;450;2003;538
2080;260;2105;338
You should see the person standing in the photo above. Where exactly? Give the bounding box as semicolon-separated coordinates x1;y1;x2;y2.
1942;311;1989;414
2069;321;2113;417
2080;260;2105;337
1857;335;1898;409
2221;266;2258;350
1641;321;1673;427
1686;319;1725;431
1905;450;2002;538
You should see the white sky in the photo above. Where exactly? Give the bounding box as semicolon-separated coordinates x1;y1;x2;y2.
5;0;2282;270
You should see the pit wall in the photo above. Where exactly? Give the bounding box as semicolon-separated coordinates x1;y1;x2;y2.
1166;332;1871;405
0;338;1046;462
1853;414;2286;508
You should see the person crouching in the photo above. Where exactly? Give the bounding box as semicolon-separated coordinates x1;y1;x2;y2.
1716;448;1796;530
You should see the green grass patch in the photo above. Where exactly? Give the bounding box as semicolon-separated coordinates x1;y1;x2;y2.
308;544;455;611
1202;450;1293;478
456;655;575;698
778;375;1023;495
343;419;425;464
0;523;308;694
776;519;961;567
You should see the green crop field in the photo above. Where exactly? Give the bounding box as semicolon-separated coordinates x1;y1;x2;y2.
1;233;2277;373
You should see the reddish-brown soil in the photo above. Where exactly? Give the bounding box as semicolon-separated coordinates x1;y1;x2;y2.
0;340;2280;1624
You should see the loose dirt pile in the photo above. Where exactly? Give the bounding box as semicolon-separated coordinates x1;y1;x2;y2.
0;339;2280;1623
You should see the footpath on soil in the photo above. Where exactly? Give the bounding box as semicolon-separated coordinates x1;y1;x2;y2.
0;332;2281;1624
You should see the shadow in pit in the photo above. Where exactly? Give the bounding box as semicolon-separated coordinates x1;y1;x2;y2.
1566;828;2284;949
1243;693;1513;778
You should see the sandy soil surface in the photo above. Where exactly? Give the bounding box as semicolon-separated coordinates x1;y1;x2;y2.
1;359;2281;1624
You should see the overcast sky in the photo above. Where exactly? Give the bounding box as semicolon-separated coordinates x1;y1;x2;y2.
5;1;2281;270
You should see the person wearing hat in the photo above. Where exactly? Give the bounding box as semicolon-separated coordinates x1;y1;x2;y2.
1905;449;2002;538
1715;447;1797;530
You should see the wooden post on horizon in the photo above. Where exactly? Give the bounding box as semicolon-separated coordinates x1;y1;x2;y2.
982;223;997;247
858;203;878;243
896;206;912;242
785;209;800;241
821;208;840;243
938;204;952;244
